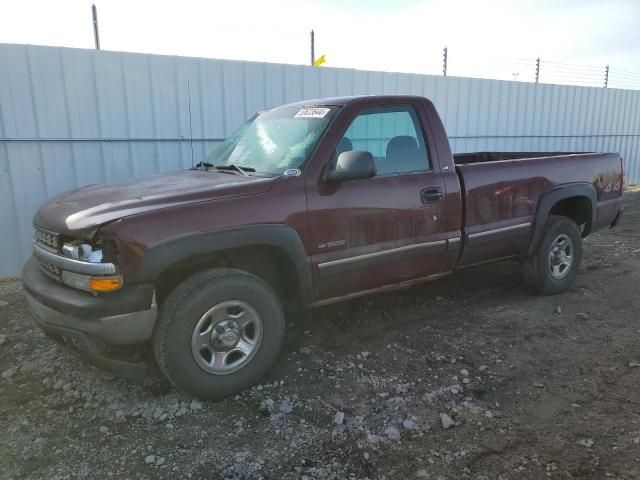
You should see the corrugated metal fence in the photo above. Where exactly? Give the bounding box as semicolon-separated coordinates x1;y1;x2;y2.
1;43;639;276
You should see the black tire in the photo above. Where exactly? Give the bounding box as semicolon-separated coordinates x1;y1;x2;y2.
522;215;583;295
152;268;285;399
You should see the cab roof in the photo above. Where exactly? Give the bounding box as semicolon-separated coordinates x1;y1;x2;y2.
278;95;427;108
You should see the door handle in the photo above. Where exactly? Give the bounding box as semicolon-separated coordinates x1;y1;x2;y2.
421;187;443;203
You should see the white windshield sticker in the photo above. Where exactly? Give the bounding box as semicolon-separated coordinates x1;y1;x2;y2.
294;107;331;119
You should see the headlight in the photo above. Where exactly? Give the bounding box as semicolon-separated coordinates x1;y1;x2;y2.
62;242;103;263
58;237;121;293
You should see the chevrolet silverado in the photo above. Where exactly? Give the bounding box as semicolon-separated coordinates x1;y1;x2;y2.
22;95;624;399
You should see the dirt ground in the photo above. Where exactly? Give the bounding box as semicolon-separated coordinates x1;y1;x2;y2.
1;189;639;480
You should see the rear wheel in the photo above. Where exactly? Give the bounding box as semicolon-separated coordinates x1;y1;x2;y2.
522;215;583;295
152;268;285;399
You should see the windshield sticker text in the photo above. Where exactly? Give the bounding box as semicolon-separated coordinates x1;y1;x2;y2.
294;107;331;119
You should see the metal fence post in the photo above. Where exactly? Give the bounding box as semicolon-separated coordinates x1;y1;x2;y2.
91;4;100;50
604;65;609;88
535;57;540;83
310;30;315;66
443;47;448;76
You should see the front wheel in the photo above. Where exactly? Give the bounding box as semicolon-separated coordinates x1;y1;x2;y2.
152;268;285;399
522;215;583;295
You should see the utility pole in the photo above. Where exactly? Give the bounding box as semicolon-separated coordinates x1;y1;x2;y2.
310;30;315;66
604;65;609;88
535;57;540;83
92;4;100;50
442;47;448;76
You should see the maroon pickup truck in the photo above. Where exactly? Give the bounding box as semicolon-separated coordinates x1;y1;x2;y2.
23;95;624;399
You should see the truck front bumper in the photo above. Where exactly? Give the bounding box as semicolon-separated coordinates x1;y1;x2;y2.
22;257;157;380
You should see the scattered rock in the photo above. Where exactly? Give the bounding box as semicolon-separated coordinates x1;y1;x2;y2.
440;413;455;430
0;254;634;479
554;306;562;314
576;312;589;320
367;434;384;445
385;426;401;441
259;398;275;415
0;300;8;308
577;438;594;448
402;418;417;430
277;400;293;414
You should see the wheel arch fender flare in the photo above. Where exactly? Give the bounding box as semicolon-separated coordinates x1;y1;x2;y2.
528;183;597;256
132;225;314;305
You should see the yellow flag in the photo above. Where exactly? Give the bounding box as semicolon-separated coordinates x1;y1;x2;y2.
313;55;326;67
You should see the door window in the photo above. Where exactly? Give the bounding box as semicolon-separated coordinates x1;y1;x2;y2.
337;106;431;176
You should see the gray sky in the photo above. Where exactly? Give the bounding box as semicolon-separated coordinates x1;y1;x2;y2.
1;0;639;86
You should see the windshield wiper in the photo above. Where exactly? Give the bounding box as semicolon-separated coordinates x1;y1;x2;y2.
214;164;256;176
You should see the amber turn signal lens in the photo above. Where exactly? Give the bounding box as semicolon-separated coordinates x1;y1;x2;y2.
89;276;122;292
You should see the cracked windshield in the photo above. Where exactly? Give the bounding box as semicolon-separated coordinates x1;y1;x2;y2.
207;106;337;175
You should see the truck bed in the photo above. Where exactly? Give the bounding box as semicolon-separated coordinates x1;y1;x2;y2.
454;151;592;164
453;151;624;267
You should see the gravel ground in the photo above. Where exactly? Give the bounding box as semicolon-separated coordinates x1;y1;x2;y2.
1;189;640;480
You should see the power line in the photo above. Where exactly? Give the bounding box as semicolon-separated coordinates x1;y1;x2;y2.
541;60;603;71
542;68;603;77
611;67;640;77
609;71;640;81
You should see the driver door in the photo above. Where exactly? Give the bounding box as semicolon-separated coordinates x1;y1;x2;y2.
305;104;448;300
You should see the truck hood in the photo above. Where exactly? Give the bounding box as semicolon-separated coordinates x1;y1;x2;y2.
34;170;275;236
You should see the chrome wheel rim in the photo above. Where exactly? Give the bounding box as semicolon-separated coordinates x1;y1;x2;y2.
191;300;263;375
548;233;574;280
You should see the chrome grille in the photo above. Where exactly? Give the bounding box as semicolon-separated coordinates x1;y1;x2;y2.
34;228;59;251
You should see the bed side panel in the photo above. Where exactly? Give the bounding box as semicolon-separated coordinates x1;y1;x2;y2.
456;153;622;267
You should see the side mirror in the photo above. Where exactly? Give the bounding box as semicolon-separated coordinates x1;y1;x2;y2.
325;151;376;182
